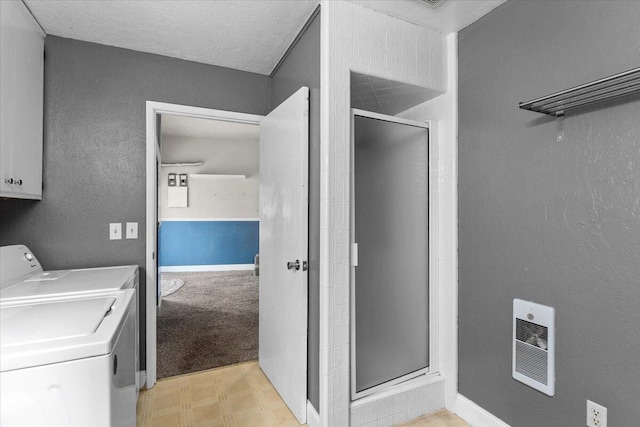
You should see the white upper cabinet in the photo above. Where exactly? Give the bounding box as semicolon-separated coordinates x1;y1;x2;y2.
0;0;45;200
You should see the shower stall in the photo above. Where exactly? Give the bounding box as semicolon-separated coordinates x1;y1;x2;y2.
350;109;435;400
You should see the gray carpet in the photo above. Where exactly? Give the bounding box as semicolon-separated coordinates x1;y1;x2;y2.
157;270;258;379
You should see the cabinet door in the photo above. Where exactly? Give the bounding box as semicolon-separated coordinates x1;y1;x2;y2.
0;1;16;194
0;0;44;199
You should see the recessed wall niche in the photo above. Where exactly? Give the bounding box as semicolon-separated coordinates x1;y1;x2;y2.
351;72;443;115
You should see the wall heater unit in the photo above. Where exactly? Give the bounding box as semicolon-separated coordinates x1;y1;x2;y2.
513;299;555;396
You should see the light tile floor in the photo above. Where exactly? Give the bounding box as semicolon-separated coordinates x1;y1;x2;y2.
137;361;303;427
137;361;469;427
400;410;471;427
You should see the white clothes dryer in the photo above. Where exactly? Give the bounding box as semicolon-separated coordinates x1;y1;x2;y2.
0;289;137;427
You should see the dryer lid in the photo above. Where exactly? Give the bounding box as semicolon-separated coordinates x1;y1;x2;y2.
0;290;135;372
0;296;115;347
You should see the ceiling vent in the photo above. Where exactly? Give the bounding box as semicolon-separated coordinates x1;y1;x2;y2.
512;299;555;396
421;0;447;7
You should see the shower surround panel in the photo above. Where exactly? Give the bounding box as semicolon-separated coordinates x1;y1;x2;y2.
320;1;453;426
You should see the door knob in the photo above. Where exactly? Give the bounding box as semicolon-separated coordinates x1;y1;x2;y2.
287;260;300;271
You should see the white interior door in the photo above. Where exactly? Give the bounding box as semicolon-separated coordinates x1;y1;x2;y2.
259;87;309;424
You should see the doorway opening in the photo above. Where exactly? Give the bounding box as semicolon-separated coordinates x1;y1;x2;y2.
145;102;264;388
145;91;310;424
156;114;260;379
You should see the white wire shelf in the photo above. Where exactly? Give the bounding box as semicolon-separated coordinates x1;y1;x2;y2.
519;67;640;116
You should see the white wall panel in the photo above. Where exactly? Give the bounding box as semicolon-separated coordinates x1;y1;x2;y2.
319;1;453;425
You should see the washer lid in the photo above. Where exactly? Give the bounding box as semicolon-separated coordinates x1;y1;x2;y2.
0;297;115;347
0;290;135;372
1;265;137;301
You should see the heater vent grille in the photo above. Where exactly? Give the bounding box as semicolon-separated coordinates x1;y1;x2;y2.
515;319;548;348
515;341;548;385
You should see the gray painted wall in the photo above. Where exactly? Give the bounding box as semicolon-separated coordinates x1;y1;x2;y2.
458;2;640;426
270;10;321;411
0;36;271;369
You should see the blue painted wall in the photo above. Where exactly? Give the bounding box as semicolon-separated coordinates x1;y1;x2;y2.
159;221;259;266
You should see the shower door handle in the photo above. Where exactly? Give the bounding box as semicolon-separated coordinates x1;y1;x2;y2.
287;260;300;271
352;243;358;267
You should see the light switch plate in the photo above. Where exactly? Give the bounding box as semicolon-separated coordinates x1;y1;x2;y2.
110;223;122;240
126;222;138;239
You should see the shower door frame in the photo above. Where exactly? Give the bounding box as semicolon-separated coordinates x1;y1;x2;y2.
349;108;439;400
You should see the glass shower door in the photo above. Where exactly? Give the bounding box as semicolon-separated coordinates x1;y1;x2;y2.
352;110;430;398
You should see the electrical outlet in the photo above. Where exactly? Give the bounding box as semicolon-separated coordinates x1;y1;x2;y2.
587;400;607;427
109;223;122;240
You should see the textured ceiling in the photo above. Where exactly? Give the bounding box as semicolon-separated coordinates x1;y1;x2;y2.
351;72;442;116
349;0;508;33
24;0;319;75
24;0;505;76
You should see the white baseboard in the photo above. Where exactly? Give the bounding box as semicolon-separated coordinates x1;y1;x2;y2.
160;218;259;222
455;394;510;427
306;400;320;427
159;264;254;273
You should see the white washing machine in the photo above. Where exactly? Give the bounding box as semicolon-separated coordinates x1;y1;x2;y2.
0;289;137;427
0;245;141;389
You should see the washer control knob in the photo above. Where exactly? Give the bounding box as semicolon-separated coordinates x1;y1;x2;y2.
24;253;34;262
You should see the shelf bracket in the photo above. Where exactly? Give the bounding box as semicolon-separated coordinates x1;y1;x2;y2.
556;114;565;142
